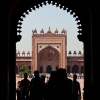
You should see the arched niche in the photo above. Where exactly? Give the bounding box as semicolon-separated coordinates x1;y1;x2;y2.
46;65;52;73
38;46;59;72
72;65;79;73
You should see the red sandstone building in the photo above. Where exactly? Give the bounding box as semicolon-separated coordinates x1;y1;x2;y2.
16;28;84;74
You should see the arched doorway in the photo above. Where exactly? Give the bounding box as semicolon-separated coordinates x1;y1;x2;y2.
67;65;71;73
40;66;43;73
38;46;59;73
46;65;52;73
72;65;79;73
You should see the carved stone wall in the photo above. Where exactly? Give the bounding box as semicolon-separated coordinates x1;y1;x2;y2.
32;32;67;73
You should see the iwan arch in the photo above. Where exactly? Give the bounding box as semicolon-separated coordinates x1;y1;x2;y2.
16;27;84;74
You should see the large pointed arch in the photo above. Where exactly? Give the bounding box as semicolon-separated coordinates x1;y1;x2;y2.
72;65;79;73
46;65;52;73
37;45;60;72
38;45;59;61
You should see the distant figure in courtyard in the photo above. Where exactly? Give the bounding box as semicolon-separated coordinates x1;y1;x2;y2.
72;74;81;100
19;73;30;100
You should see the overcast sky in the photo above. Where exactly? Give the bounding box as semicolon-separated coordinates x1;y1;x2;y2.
16;4;83;55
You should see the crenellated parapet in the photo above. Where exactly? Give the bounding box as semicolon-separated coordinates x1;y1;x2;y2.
32;27;67;37
16;50;31;57
16;50;83;57
68;50;84;56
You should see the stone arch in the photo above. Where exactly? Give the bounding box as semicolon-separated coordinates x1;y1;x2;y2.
38;46;59;72
46;65;52;73
40;66;43;73
72;65;79;73
67;65;71;73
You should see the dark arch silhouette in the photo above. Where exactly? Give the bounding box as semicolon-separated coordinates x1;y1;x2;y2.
40;66;43;73
81;65;84;73
72;65;79;73
4;1;93;100
67;65;71;73
46;65;52;73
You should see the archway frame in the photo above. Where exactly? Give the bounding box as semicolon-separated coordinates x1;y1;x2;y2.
8;0;92;100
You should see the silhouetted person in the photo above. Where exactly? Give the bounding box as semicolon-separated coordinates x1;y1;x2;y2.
54;68;73;100
29;70;45;100
72;74;81;100
16;81;21;100
19;73;30;100
65;71;73;100
45;71;57;100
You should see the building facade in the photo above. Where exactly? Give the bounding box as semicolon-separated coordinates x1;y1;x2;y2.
16;28;84;74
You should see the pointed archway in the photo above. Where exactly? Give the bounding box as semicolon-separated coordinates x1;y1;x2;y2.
40;66;43;73
38;46;59;73
72;65;79;73
46;65;52;73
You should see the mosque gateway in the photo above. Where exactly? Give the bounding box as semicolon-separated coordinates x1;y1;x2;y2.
16;27;84;74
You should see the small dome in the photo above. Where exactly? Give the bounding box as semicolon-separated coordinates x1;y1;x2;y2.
78;50;81;54
27;51;30;54
22;50;25;54
40;28;44;33
61;28;65;33
32;28;37;33
73;51;77;54
68;51;72;54
47;27;51;33
54;28;58;33
17;50;20;54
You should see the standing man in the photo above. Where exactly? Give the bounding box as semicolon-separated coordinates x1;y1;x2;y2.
72;74;81;100
19;73;30;100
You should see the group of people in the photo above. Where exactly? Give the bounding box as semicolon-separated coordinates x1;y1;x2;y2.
16;68;84;100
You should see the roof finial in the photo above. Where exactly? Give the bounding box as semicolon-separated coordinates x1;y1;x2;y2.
49;26;50;30
47;26;51;33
